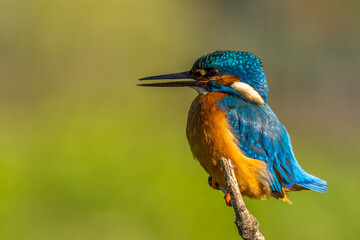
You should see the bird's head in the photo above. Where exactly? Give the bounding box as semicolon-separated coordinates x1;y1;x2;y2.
139;51;268;104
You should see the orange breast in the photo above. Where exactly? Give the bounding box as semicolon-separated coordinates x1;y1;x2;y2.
186;92;272;199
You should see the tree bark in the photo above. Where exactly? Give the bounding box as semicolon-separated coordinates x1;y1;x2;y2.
219;157;265;240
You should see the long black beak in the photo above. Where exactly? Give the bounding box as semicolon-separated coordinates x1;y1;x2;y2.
138;71;199;87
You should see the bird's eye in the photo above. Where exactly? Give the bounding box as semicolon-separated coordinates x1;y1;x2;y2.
206;68;219;77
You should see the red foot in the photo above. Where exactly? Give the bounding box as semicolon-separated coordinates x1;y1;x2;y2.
224;193;232;207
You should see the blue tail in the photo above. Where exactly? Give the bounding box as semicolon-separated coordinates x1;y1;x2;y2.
291;160;328;193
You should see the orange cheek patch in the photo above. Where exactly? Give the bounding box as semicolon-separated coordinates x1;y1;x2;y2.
211;74;240;86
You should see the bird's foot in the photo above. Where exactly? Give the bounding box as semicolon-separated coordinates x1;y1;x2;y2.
208;176;232;207
207;176;219;190
224;193;232;207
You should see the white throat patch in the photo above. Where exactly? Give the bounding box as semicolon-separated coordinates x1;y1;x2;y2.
191;86;208;95
230;82;264;104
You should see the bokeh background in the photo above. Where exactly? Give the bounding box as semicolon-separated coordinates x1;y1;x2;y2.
1;0;359;239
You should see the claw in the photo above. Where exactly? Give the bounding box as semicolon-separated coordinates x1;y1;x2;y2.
207;176;219;190
224;193;232;207
211;179;219;190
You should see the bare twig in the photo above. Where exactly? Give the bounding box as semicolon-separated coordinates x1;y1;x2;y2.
219;157;265;240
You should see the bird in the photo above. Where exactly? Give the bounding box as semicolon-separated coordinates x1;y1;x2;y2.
138;50;327;205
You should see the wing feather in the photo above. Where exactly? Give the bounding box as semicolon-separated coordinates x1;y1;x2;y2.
220;96;295;192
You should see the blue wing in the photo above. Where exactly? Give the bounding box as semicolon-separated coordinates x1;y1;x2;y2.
219;96;327;193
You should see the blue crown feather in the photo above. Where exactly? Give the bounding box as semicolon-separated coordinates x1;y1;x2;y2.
192;51;268;103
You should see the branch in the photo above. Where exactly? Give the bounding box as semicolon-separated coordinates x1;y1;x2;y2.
219;157;265;240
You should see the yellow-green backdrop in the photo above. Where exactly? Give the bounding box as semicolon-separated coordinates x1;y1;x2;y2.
0;1;359;239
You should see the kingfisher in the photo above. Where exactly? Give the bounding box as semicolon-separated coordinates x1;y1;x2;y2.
138;50;327;204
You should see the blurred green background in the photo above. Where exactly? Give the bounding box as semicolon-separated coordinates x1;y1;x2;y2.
0;0;359;239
